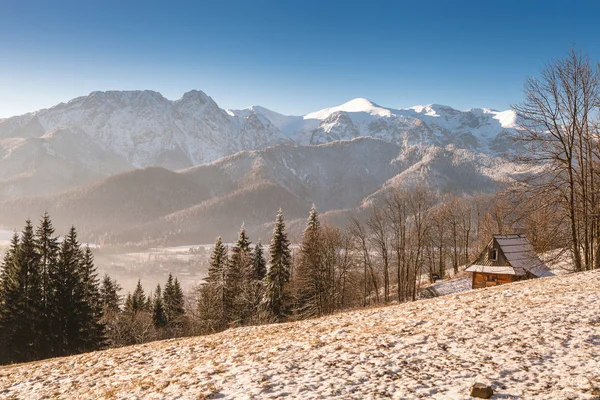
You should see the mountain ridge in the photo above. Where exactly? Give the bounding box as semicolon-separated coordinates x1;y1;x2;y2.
0;89;531;244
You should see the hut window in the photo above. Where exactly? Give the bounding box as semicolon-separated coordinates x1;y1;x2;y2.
489;248;498;261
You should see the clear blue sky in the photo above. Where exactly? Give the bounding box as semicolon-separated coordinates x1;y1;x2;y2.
1;0;600;118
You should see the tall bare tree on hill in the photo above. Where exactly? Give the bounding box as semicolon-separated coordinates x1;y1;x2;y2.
513;48;600;271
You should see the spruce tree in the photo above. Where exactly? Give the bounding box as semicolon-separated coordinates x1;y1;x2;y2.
0;232;23;363
206;237;227;284
48;226;87;356
204;237;227;324
34;212;59;359
265;209;292;321
251;241;267;281
0;222;44;362
19;220;44;359
78;246;105;351
152;284;167;328
163;273;185;321
100;274;122;313
296;205;325;317
171;278;185;318
124;292;134;314
224;225;251;323
129;280;147;314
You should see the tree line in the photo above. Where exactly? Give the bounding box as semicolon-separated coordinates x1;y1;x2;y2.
0;188;559;364
0;213;103;364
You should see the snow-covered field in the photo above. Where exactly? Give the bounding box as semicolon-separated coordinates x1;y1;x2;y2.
1;271;599;399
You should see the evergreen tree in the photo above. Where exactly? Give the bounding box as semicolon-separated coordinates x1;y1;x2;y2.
19;220;44;359
251;241;267;281
78;246;105;351
296;205;326;317
171;278;185;317
0;222;44;363
124;292;134;313
0;233;23;363
204;237;227;325
265;209;292;321
163;273;185;321
206;237;227;284
224;225;251;323
127;280;147;314
48;226;85;356
152;284;167;328
99;274;122;313
34;212;59;358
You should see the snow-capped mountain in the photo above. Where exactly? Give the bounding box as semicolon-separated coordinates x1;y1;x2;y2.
0;90;285;171
228;98;520;154
0;90;522;202
0;89;531;244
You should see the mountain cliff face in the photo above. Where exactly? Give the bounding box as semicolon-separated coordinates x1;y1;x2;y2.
0;90;529;244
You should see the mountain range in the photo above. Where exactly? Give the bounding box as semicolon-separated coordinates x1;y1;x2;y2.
0;90;530;245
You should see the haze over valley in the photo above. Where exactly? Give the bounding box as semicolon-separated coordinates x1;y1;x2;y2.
0;91;529;244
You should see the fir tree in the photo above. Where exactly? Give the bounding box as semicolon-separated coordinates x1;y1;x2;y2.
206;237;227;284
48;226;86;356
265;209;292;321
251;241;267;281
99;274;122;313
171;278;185;317
163;273;185;321
0;232;23;363
18;220;44;359
224;225;251;323
78;246;105;351
296;205;325;317
34;212;59;358
127;280;147;314
204;237;227;323
152;284;167;328
0;222;44;362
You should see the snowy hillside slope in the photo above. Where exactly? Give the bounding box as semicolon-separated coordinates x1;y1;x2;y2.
0;271;598;399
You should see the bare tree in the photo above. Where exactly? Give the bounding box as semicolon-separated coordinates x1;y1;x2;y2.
367;207;391;302
513;48;600;271
349;217;379;305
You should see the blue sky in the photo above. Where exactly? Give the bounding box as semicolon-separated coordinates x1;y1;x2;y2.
1;0;599;118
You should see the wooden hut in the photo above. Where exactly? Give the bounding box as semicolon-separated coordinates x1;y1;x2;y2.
465;234;554;289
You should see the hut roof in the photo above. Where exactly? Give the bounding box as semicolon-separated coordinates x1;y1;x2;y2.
465;234;554;277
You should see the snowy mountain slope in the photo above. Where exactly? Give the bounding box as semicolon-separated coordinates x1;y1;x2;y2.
0;90;285;182
1;271;598;399
230;98;521;154
0;138;529;245
0;89;525;201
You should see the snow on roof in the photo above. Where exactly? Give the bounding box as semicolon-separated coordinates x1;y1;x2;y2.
493;234;554;277
468;234;555;277
465;264;525;275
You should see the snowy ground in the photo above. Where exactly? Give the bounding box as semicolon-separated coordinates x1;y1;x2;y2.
1;271;599;399
428;276;473;297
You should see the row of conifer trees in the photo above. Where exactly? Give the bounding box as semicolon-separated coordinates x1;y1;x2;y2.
198;205;356;331
0;207;349;363
198;208;290;329
0;213;103;364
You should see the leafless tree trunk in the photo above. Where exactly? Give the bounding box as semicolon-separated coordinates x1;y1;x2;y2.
513;48;600;271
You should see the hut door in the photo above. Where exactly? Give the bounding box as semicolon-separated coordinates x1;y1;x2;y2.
485;274;498;287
